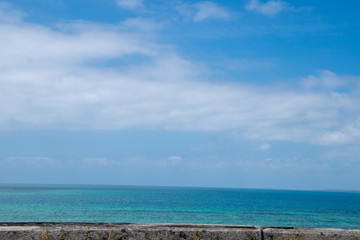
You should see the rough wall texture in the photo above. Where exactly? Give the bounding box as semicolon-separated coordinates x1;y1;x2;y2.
0;223;359;240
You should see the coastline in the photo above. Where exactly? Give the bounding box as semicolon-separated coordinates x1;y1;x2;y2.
0;222;359;240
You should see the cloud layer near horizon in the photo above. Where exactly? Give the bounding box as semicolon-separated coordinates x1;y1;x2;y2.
0;2;360;148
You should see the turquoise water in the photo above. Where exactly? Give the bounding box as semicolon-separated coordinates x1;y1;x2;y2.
0;184;360;229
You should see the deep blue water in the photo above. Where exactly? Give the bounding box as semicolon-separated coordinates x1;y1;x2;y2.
0;184;360;229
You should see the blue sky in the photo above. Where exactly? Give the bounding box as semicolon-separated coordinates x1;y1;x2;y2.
1;0;360;190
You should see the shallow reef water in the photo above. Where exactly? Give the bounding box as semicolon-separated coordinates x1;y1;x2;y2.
1;184;360;229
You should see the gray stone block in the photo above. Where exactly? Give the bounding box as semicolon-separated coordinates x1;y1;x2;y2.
0;223;359;240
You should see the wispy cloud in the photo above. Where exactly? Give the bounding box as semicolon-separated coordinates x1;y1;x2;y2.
245;0;286;16
116;0;143;10
316;122;360;145
193;1;230;22
156;156;182;168
2;157;62;167
81;157;146;167
82;157;119;166
0;22;156;68
259;143;271;150
300;70;358;90
177;1;230;22
0;1;24;23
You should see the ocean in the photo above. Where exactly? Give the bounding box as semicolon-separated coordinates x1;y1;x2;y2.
0;184;359;229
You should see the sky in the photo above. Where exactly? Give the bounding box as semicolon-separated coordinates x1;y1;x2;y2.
0;0;360;190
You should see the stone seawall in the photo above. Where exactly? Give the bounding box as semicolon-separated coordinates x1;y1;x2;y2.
0;223;359;240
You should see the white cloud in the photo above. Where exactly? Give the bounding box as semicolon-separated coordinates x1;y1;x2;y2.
177;1;230;22
116;0;143;10
315;119;360;145
245;0;286;16
156;156;182;167
193;2;230;22
259;143;271;150
0;1;25;23
82;158;118;166
300;70;359;90
2;157;62;167
0;22;156;69
0;3;360;147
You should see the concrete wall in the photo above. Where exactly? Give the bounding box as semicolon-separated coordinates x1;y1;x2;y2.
0;223;359;240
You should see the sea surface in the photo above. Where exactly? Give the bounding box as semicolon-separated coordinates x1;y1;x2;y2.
0;184;360;229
